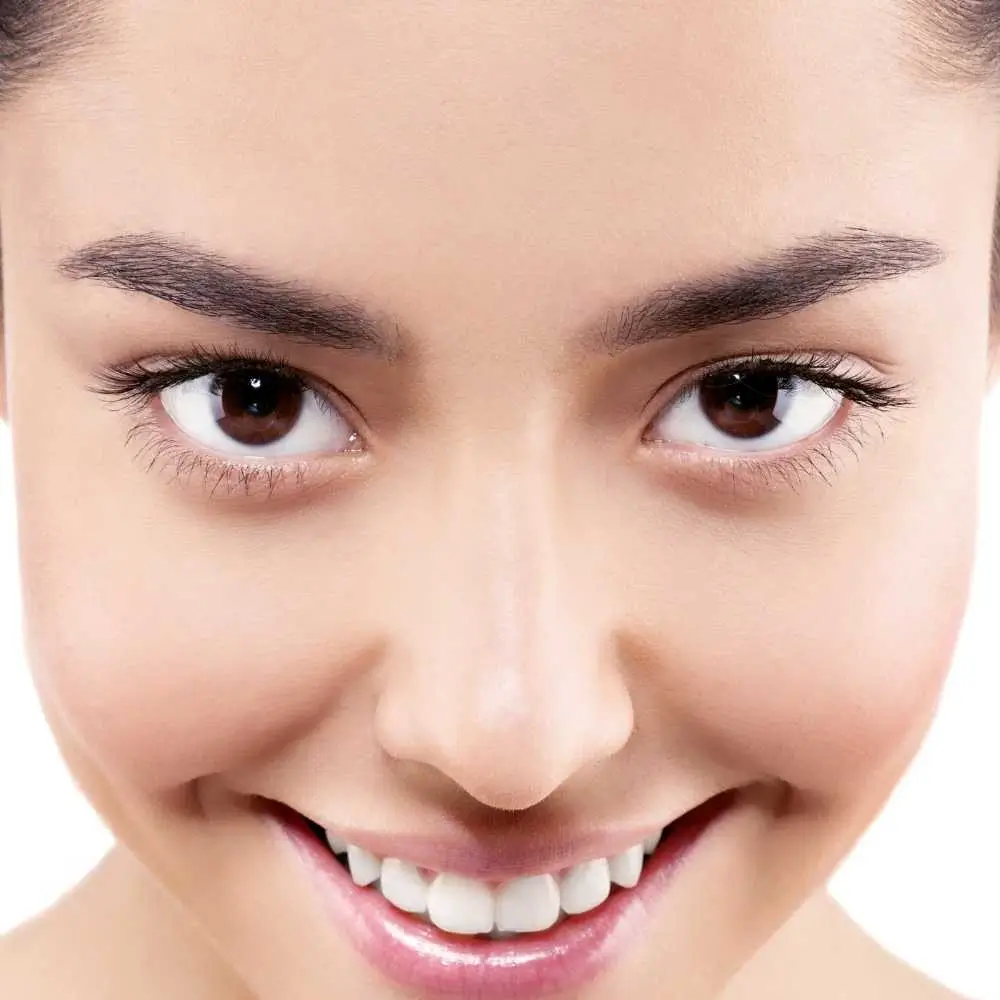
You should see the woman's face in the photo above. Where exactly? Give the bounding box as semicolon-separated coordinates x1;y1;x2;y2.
1;2;998;998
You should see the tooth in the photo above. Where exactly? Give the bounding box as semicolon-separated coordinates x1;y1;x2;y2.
379;858;429;915
642;830;662;855
489;929;520;940
559;858;611;915
495;874;561;934
325;831;349;854
346;845;381;887
608;845;644;889
427;873;495;935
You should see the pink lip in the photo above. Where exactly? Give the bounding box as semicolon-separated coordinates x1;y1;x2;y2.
265;790;736;1000
291;815;689;882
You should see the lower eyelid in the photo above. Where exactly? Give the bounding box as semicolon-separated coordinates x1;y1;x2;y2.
638;401;881;497
121;411;371;502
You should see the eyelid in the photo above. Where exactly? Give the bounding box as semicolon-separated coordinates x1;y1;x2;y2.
641;349;912;426
99;341;359;409
87;343;375;501
642;406;894;499
92;342;380;440
132;414;372;502
635;348;914;497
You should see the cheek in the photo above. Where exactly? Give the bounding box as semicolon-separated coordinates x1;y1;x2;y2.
620;459;979;803
17;485;384;792
686;558;967;798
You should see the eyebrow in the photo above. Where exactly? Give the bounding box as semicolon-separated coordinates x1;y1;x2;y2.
56;227;944;358
57;232;405;360
593;226;944;353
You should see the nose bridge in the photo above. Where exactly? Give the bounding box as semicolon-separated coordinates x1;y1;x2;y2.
375;443;634;811
465;459;547;728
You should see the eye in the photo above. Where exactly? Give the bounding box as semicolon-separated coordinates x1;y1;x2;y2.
648;368;840;453
160;367;361;458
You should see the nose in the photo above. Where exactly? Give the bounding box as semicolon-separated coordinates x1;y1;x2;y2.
374;458;635;812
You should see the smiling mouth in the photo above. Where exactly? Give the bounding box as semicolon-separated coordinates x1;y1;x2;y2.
294;807;693;940
267;789;739;999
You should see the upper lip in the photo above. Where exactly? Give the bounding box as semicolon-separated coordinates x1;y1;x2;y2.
273;790;733;882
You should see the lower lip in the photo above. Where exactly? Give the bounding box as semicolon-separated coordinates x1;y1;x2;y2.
267;790;735;1000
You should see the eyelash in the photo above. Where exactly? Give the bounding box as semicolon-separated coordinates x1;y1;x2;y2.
87;342;358;501
87;343;915;501
641;349;915;496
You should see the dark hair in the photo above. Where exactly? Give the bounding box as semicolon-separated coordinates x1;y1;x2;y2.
903;0;1000;98
0;0;102;107
1;0;999;313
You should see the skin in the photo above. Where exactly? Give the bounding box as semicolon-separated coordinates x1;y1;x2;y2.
0;1;998;998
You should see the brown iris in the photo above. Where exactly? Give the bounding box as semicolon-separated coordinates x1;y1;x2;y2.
212;369;304;447
697;371;785;439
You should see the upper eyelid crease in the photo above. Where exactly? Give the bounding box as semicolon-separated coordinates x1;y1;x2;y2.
55;226;945;361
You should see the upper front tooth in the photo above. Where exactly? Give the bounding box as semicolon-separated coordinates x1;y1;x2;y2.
608;844;644;889
495;874;561;934
346;845;381;887
336;833;656;932
559;858;611;915
427;873;495;935
642;830;662;855
326;832;349;855
379;858;429;915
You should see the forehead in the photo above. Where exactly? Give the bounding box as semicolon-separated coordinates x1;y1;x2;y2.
4;0;986;329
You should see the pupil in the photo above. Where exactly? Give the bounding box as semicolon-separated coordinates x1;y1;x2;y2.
215;369;304;446
698;371;783;439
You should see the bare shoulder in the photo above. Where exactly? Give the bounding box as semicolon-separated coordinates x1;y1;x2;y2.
883;962;971;1000
722;891;973;1000
0;916;57;1000
828;907;972;1000
0;849;257;1000
0;850;127;1000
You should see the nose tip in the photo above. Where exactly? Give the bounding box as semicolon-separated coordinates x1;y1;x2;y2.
375;660;635;812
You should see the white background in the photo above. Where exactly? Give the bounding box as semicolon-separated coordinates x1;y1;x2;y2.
1;399;998;999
